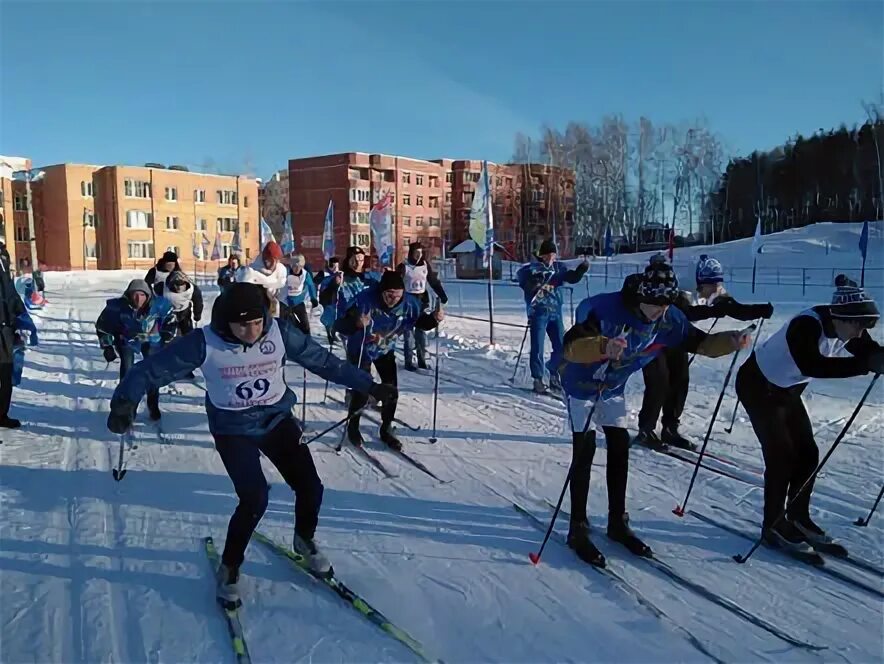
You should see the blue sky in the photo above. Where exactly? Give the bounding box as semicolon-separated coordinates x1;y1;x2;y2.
1;1;881;179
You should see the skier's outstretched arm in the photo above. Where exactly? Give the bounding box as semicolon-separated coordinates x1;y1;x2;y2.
278;318;374;393
788;316;876;378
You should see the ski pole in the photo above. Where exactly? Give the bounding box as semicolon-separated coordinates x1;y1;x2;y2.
322;336;335;404
112;430;132;481
429;301;442;444
673;334;751;517
855;484;884;527
303;405;371;445
508;325;529;384
688;319;718;367
724;319;766;434
734;372;880;564
301;366;307;423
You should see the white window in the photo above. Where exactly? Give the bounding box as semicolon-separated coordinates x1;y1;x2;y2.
349;232;370;248
217;190;237;205
194;189;206;203
166;216;179;230
127;240;155;259
84;211;96;228
350;210;358;224
416;195;424;206
124;179;151;198
403;194;411;206
165;186;178;201
352;189;370;202
357;211;369;225
416;174;424;186
217;217;237;232
126;210;153;228
222;243;233;258
350;188;357;202
15;227;27;242
85;242;99;259
243;196;249;208
196;218;207;231
446;172;453;183
13;195;26;211
81;181;93;197
470;172;480;182
402;235;412;247
429;176;439;188
429;217;440;227
402;216;411;226
416;216;424;226
429;197;439;208
445;191;452;203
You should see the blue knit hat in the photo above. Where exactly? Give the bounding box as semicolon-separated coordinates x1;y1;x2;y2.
696;255;724;286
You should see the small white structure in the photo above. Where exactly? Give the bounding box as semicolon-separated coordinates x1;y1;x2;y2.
450;239;504;280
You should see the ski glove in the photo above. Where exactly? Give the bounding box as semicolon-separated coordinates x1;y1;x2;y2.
103;346;117;363
107;402;136;434
368;382;398;405
311;298;319;308
865;349;884;375
760;303;774;319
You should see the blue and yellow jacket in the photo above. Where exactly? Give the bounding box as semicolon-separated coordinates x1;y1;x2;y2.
96;295;177;353
516;260;587;318
109;292;375;437
335;286;439;362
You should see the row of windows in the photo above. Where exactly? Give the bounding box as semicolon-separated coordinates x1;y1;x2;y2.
124;211;247;234
400;216;440;227
122;180;247;206
127;240;244;261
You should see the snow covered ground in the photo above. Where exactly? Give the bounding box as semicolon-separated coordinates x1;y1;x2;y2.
1;222;882;663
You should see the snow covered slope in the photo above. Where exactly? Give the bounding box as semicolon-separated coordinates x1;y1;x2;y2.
1;222;882;663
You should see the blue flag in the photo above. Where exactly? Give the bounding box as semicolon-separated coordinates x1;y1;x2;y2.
604;225;613;257
323;200;335;261
859;220;869;260
280;212;295;255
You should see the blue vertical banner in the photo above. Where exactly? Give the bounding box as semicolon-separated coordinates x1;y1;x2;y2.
231;223;242;254
211;233;222;261
280;212;295;255
323;199;335;261
370;193;395;266
468;161;494;268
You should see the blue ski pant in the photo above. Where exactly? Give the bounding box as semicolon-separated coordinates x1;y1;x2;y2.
118;343;159;414
528;311;564;381
214;416;323;568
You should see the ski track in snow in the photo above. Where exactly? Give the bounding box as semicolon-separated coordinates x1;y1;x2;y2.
2;225;883;663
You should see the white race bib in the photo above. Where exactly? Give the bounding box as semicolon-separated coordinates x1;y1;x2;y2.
286;270;306;298
201;320;288;410
404;263;428;295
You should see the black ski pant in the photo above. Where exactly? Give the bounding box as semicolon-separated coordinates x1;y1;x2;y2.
638;346;689;433
347;350;397;429
568;426;631;525
215;417;322;569
736;353;818;529
175;307;194;336
281;302;310;336
0;361;12;420
119;344;160;414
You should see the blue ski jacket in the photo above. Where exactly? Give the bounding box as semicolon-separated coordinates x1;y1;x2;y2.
96;295;177;353
109;294;375;438
318;271;375;329
516;260;588;319
283;266;317;307
335;286;439;362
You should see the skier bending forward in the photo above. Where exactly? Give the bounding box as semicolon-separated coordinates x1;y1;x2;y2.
105;282;397;606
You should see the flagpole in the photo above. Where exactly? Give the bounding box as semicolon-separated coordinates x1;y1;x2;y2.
861;255;866;288
752;257;757;294
485;163;495;345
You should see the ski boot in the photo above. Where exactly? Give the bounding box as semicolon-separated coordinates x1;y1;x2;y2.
791;516;847;557
533;378;549;395
148;405;162;421
661;426;696;451
607;512;653;557
215;563;241;609
549;373;563;394
379;425;402;451
632;429;667;453
0;416;22;429
347;419;364;448
294;534;333;577
762;521;822;563
417;356;429;371
567;519;606;567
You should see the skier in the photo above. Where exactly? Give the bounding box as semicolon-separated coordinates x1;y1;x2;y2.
280;254;318;336
365;254;385;282
217;255;240;293
558;260;752;566
105;282;395;605
396;241;448;371
238;241;288;318
153;270;204;337
95;279;177;421
335;270;443;450
516;240;588;394
0;243;32;428
144;251;183;291
635;254;773;450
318;247;373;345
735;275;884;556
314;256;340;287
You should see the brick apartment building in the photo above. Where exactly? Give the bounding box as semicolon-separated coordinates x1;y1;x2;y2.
0;155;33;270
288;152;574;267
0;162;258;274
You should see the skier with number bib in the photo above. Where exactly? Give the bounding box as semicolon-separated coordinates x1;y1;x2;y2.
558;261;752;566
279;254;318;336
319;247;374;348
396;241;448;371
96;279;178;421
237;241;288;318
105;282;396;606
517;240;588;395
335;271;443;450
635;253;773;451
735;275;884;559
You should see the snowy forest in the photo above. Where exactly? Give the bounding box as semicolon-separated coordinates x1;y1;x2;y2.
512;102;884;255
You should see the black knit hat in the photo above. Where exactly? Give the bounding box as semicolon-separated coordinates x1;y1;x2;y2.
379;270;405;292
637;262;679;305
222;282;266;323
161;251;178;264
537;239;557;256
830;274;879;325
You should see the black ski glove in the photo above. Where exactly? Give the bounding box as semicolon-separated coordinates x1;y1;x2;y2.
760;303;774;319
865;349;884;375
311;298;319;308
103;346;117;363
107;402;136;434
368;382;398;405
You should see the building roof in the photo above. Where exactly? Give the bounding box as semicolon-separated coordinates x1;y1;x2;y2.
450;239;506;254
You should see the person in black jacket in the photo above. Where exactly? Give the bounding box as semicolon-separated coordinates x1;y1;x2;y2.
217;255;241;293
396;241;448;370
735;275;883;555
635;254;773;450
0;241;28;428
145;251;183;292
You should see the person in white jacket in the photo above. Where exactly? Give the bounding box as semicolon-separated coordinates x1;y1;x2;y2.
236;241;287;317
